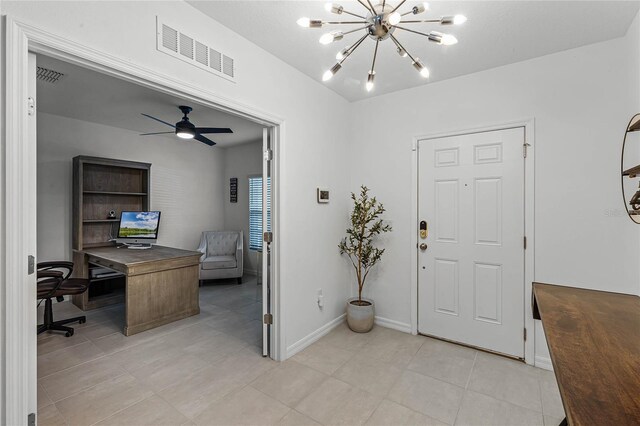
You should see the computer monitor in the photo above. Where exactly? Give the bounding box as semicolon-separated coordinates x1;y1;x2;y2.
116;211;161;248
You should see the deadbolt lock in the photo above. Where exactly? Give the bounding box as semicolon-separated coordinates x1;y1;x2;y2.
419;243;428;251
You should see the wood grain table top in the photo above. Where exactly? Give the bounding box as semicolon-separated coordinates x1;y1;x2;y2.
532;282;640;426
78;245;201;266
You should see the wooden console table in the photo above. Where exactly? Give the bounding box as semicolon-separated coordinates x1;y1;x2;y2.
73;245;201;336
532;283;640;425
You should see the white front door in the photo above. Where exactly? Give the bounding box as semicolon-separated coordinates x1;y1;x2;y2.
417;127;525;358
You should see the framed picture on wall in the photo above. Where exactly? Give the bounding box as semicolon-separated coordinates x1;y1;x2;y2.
230;178;238;203
317;187;329;203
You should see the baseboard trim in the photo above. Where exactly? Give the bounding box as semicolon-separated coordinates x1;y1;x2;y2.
286;314;346;358
534;355;553;371
374;316;412;333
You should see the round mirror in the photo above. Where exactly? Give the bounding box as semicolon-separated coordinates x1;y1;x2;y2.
621;113;640;223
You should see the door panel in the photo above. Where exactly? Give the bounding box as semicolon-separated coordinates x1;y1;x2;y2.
418;127;525;358
262;128;269;357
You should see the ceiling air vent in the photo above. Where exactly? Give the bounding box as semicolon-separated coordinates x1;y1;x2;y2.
223;55;234;78
36;66;64;84
156;17;236;83
162;24;178;53
210;49;222;72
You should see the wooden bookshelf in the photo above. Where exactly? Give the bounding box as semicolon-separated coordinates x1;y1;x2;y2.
72;156;151;310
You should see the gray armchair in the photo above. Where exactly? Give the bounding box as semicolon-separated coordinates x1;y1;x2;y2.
197;230;244;284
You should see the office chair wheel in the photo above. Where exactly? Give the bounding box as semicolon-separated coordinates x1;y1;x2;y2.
79;318;86;324
65;330;74;337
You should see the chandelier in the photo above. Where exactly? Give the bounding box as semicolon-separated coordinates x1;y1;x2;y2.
297;1;466;92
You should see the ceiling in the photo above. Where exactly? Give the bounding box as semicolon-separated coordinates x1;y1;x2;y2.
187;1;640;102
36;55;265;148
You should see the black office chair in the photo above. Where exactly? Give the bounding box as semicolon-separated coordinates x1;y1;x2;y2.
37;261;89;337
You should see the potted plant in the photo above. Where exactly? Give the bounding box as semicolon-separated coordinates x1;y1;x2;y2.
339;186;392;333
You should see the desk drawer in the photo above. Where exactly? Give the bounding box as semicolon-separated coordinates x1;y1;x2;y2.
88;256;127;274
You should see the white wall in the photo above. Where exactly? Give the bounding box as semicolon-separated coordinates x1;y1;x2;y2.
625;11;640;296
349;26;640;364
1;0;353;364
36;112;226;261
222;140;263;274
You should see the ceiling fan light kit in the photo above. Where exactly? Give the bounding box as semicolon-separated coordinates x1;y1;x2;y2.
298;1;466;92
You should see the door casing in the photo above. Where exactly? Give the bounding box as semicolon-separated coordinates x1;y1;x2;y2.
410;119;535;365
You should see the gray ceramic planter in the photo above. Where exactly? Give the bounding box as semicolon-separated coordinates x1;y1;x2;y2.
346;297;375;333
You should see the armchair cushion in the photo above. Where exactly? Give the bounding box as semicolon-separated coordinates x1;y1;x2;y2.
202;255;237;270
206;232;239;257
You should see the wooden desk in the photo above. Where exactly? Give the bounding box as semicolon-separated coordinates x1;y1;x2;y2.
73;245;201;336
532;283;640;426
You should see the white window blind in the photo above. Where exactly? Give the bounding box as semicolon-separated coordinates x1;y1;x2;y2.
249;176;271;251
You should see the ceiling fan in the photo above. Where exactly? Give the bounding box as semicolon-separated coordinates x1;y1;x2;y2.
140;105;232;146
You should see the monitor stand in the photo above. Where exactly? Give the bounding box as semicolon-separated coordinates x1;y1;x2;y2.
127;243;152;250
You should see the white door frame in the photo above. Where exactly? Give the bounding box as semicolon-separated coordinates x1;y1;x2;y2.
410;118;535;365
3;16;284;424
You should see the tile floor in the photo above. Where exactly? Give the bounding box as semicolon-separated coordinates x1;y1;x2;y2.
37;277;564;426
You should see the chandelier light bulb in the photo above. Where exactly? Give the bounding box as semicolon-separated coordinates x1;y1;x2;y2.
336;47;349;61
388;11;402;26
366;71;375;92
413;59;430;78
322;63;342;81
441;34;458;45
396;46;407;57
297;17;310;27
412;2;429;15
319;31;344;45
298;17;322;28
453;15;467;25
325;3;344;14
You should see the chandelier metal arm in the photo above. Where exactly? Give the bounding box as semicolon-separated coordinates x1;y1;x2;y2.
356;0;375;14
399;19;442;24
389;34;417;63
365;0;377;13
342;25;372;36
370;39;380;73
393;25;430;37
324;20;369;25
339;33;369;64
389;0;407;14
342;9;367;20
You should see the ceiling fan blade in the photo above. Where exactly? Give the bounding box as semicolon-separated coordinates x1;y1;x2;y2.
141;113;176;129
139;131;175;136
194;133;217;146
194;127;233;134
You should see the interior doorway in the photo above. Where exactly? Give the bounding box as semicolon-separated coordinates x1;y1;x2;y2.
4;19;282;423
416;127;528;359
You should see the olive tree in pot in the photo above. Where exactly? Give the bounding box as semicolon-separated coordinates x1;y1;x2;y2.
339;186;392;333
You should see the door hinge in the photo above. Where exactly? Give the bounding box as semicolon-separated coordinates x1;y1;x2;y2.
28;413;36;426
264;149;273;161
263;313;273;325
27;97;36;116
28;255;35;275
523;328;527;341
523;236;527;250
263;232;273;243
523;142;531;158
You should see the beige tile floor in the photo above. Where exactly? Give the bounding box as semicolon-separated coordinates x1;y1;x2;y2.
37;277;564;426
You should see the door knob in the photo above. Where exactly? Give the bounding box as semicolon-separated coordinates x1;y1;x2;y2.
419;243;428;251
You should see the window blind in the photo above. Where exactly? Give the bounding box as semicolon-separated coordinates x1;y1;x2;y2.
249;176;271;251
